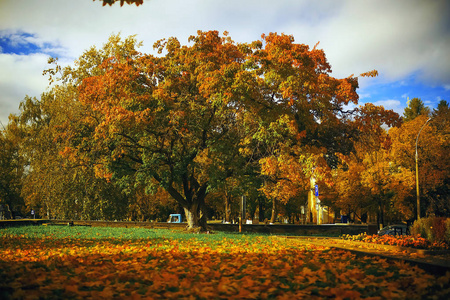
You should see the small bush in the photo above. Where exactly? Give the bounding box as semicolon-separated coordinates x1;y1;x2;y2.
411;216;449;243
432;217;447;242
411;218;427;238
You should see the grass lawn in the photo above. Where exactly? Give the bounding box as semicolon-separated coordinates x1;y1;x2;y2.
1;225;449;299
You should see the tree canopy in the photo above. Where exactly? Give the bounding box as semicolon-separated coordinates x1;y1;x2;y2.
53;31;377;229
3;31;447;229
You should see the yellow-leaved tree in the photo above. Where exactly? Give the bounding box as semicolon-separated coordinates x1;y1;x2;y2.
328;104;414;226
390;104;450;217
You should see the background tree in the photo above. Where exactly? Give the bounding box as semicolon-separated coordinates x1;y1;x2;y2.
128;184;178;222
13;91;129;220
0;121;25;218
432;100;449;129
206;174;263;223
402;97;430;122
328;104;410;226
390;112;450;217
9;35;144;220
433;100;449;115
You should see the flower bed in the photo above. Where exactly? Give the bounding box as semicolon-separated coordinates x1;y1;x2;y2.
341;233;449;250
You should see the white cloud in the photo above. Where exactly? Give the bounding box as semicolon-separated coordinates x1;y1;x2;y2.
358;93;371;100
0;53;50;123
3;0;445;78
371;99;403;115
0;0;449;125
317;0;450;84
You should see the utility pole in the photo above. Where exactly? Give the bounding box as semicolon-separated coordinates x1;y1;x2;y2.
415;117;432;220
239;195;246;233
315;184;320;225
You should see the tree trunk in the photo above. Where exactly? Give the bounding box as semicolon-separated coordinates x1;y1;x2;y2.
377;199;385;229
258;196;265;222
270;198;277;224
224;190;231;223
183;197;208;232
157;175;208;231
184;205;199;230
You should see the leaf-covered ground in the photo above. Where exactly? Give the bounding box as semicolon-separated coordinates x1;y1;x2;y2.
0;226;449;299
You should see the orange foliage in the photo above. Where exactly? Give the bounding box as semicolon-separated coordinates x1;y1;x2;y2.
250;33;375;204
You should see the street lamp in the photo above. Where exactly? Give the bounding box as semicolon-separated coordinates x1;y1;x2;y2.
415;117;432;220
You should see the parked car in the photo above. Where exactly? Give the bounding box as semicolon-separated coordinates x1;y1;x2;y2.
377;224;409;236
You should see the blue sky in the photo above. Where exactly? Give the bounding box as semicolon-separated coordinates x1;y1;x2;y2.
1;0;449;126
0;32;44;55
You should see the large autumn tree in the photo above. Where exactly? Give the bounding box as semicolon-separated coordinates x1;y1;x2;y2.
69;31;251;230
66;31;378;229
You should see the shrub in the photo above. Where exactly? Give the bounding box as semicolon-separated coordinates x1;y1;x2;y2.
432;217;447;242
411;218;427;238
411;216;449;243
